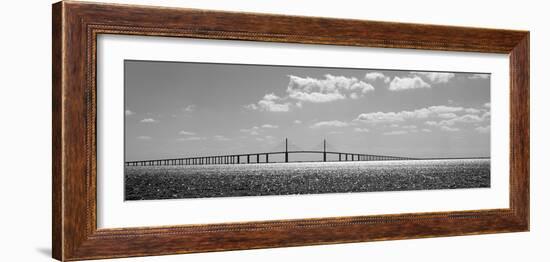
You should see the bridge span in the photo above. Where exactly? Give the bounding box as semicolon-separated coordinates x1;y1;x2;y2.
125;138;417;166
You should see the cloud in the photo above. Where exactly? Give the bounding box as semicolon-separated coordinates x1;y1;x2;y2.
469;73;490;79
178;130;196;136
183;105;196;112
425;111;489;132
240;124;278;135
136;136;151;140
421;129;432;132
439;114;485;126
140;118;157;123
355;105;465;124
438;113;457;119
402;125;417;129
365;72;390;83
287;74;374;103
125;110;135;116
293;120;302;124
214;135;230;141
356;112;407;123
245;74;376;111
310;120;349;129
244;104;258;110
384;130;408;135
246;93;291;112
177;136;205;141
484;102;491;109
415;72;455;83
354;127;369;133
388;76;431;91
465;108;481;114
428;105;464;114
240;126;260;135
441;126;460;132
476;125;490;133
288;91;345;103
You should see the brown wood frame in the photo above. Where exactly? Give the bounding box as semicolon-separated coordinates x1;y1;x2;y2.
52;1;529;261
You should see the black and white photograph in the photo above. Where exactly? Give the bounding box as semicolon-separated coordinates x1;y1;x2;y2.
124;60;491;200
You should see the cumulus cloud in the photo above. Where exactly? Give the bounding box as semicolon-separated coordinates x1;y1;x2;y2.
125;109;135;116
388;76;431;91
140;118;157;123
261;124;278;129
356;104;490;134
438;113;457;119
429;105;464;113
245;74;376;112
484;102;491;109
439;114;485;126
293;120;302;124
355;105;465;124
414;72;456;84
424;110;489;132
356;112;407;123
287;74;374;103
465;108;481;114
365;72;390;83
178;130;196;136
246;93;291;112
310;120;349;129
136;135;151;140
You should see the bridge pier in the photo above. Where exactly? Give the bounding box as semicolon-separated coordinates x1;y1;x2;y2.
256;154;260;163
265;154;269;163
247;155;250;164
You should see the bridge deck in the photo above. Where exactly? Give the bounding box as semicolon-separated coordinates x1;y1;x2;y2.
125;150;418;166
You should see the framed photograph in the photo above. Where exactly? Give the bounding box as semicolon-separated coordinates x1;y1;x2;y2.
52;1;529;261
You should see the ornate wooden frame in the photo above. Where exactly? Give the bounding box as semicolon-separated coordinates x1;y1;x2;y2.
52;1;529;261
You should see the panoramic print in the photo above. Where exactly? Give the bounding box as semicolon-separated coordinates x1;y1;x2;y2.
124;60;491;200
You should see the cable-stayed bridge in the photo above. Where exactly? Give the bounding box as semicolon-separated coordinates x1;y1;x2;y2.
125;138;419;166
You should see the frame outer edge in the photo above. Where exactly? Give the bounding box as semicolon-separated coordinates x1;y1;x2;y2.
52;1;531;260
52;2;64;261
510;33;530;229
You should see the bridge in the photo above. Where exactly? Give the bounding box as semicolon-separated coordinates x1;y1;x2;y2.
125;138;418;166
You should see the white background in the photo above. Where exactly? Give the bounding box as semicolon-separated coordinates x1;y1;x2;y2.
0;0;546;261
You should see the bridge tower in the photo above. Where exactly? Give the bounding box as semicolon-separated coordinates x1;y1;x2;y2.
285;138;289;163
323;139;327;162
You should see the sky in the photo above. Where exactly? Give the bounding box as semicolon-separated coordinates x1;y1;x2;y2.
124;60;490;161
